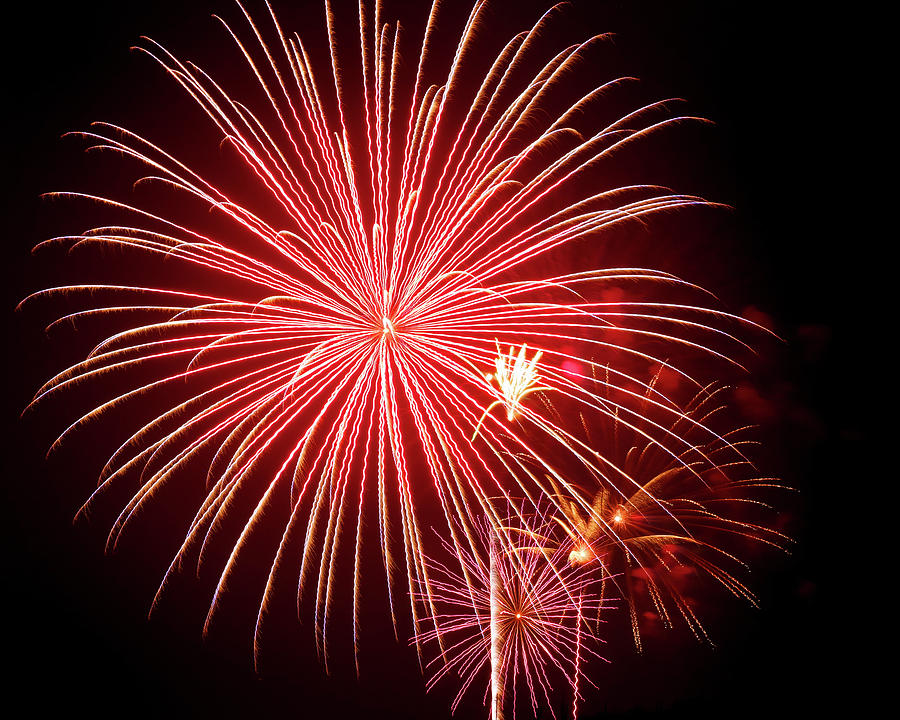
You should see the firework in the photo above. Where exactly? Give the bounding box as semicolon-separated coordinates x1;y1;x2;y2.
413;513;606;720
544;377;792;649
22;0;766;670
473;342;549;439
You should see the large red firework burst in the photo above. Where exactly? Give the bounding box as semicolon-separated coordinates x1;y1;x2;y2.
22;0;769;678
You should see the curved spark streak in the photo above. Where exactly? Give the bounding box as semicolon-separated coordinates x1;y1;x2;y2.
24;0;769;669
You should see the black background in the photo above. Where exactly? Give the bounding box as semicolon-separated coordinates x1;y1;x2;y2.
4;1;852;718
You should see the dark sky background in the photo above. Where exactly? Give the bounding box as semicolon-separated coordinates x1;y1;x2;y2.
4;1;853;718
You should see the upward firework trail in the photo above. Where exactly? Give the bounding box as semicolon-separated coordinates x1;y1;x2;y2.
23;0;766;670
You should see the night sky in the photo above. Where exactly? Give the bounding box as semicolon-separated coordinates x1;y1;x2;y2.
4;1;851;718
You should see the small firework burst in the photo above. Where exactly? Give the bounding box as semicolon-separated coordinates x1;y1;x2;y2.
414;512;608;719
545;378;792;649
